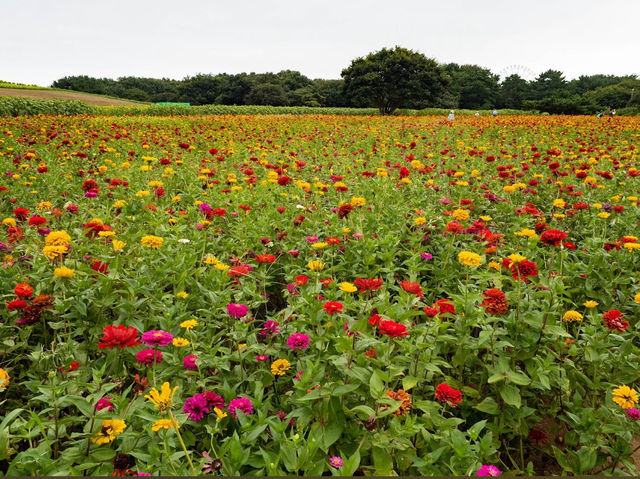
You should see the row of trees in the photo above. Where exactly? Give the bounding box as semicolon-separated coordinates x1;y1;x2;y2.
52;47;639;114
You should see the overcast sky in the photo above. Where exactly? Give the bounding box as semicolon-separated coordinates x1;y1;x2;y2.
2;0;639;86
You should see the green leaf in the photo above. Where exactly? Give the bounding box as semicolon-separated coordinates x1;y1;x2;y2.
372;446;394;475
402;375;419;391
474;397;500;415
500;384;521;408
467;420;487;441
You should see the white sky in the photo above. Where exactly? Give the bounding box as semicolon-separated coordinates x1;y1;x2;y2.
2;0;639;86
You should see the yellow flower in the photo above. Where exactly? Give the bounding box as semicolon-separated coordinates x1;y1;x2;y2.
488;261;501;271
271;359;291;376
613;385;639;409
351;197;366;207
635;293;640;304
624;243;640;251
112;240;126;252
45;230;71;247
414;217;427;226
583;300;598;309
213;407;227;420
145;382;179;413
151;419;177;431
479;216;492;221
141;235;164;248
180;319;197;329
2;218;16;227
0;368;9;389
458;251;483;267
339;282;357;293
43;245;67;260
507;253;526;263
311;242;328;249
598;212;610;219
214;263;229;271
204;255;219;265
176;291;189;299
54;266;75;278
172;337;189;347
37;201;52;211
92;419;127;445
452;209;470;222
308;260;325;272
113;200;126;208
98;231;116;238
553;199;566;208
562;310;583;322
237;343;246;350
515;228;538;239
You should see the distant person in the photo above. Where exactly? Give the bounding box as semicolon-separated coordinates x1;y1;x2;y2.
447;110;455;121
492;109;498;117
597;110;604;118
474;111;480;117
611;109;616;117
609;108;615;118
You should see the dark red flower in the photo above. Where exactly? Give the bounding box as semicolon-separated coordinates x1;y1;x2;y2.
481;289;509;315
7;299;28;310
435;383;463;407
511;260;538;281
98;325;141;349
13;207;29;220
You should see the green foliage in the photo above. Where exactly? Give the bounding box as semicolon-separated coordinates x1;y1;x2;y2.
0;97;95;116
341;46;450;114
444;64;500;109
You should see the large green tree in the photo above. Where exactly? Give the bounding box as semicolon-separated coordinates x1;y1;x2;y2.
444;64;500;109
341;46;449;114
498;74;530;109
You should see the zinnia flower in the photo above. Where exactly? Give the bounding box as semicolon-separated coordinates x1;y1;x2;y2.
183;394;210;422
286;333;310;350
271;359;291;376
625;408;640;420
612;385;638;409
458;251;483;267
98;325;140;349
435;383;463;407
140;235;163;248
53;266;75;278
378;320;409;337
92;419;127;445
477;465;502;476
562;311;583;323
385;389;412;416
329;456;344;469
227;397;253;418
602;309;629;332
0;368;9;389
96;397;114;411
323;301;343;316
14;283;33;299
183;355;198;370
482;289;508;315
136;349;163;366
141;330;173;346
227;303;249;318
540;229;568;246
152;418;178;431
400;280;423;298
145;382;179;413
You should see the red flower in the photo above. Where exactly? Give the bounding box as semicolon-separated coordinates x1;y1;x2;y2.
28;215;47;227
98;325;141;349
323;301;343;316
423;306;438;318
277;176;291;186
91;260;109;275
338;203;353;219
353;278;384;292
6;299;28;310
481;289;509;315
434;299;456;316
14;283;34;299
378;320;409;337
511;260;538;281
319;278;334;288
13;207;29;220
325;236;341;246
540;229;568;246
255;254;276;263
602;310;629;332
295;275;309;286
400;280;423;298
435;383;463;407
227;265;250;277
368;314;382;326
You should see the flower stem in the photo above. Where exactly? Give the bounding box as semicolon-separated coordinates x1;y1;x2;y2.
169;412;197;475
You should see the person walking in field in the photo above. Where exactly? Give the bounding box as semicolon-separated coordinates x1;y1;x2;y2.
475;111;480;117
447;110;455;121
492;109;498;117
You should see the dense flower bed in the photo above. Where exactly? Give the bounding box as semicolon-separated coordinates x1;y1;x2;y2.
0;114;640;475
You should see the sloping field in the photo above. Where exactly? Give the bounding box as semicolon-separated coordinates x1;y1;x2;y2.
0;87;141;106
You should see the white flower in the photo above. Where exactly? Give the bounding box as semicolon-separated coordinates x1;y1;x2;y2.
178;239;191;244
296;205;305;210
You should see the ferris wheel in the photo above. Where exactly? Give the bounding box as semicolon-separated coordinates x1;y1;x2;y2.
498;65;537;82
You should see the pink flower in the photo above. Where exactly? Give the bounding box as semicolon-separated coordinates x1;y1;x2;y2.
228;397;253;418
183;354;198;370
183;394;209;422
227;303;249;319
329;456;343;469
477;465;502;476
140;330;173;346
286;333;310;350
95;397;114;411
256;354;269;361
203;391;225;410
625;408;640;420
136;349;162;366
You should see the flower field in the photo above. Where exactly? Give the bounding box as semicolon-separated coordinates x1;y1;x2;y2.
1;113;640;476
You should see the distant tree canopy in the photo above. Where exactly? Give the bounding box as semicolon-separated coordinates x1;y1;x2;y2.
50;49;639;114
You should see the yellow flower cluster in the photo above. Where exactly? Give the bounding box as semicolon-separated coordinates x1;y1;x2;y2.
458;251;483;267
140;235;164;248
452;209;470;222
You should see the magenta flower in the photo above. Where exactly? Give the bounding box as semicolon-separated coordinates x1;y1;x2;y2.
203;391;225;410
228;397;253;418
286;332;310;350
329;456;343;469
141;330;173;346
183;394;210;422
477;465;502;476
183;354;198;370
95;397;114;411
256;354;269;361
227;303;249;319
136;349;162;365
625;407;640;420
259;320;280;336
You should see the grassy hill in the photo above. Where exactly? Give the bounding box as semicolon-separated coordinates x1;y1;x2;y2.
0;81;143;106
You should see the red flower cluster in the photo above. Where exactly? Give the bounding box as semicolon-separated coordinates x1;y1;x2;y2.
378;320;409;337
602;310;629;332
481;289;509;315
98;325;141;349
423;299;456;318
435;383;463;407
353;278;384;292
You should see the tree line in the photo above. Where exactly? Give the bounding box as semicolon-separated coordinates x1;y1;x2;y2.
51;47;639;114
